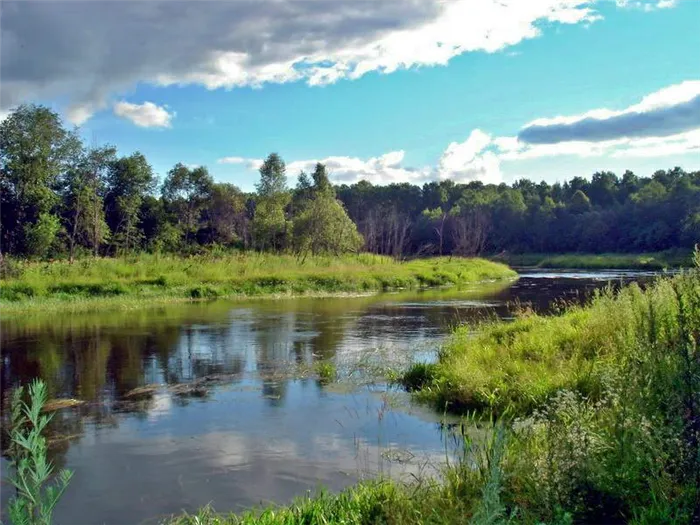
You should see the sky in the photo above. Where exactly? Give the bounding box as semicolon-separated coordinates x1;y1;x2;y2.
2;0;699;191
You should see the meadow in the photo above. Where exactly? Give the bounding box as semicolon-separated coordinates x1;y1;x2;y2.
0;253;516;315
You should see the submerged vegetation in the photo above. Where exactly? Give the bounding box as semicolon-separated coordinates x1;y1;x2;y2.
0;253;515;314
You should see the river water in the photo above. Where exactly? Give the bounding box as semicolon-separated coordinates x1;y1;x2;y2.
0;269;664;524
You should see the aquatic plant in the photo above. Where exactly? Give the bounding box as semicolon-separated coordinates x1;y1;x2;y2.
314;361;337;385
5;379;73;525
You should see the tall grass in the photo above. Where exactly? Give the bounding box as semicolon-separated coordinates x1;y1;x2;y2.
401;248;700;522
0;253;515;315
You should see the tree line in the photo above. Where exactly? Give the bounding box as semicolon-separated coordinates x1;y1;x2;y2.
2;104;699;261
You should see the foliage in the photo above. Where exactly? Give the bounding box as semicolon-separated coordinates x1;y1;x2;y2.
291;173;363;258
252;153;291;251
2;105;699;261
22;214;61;259
5;379;73;525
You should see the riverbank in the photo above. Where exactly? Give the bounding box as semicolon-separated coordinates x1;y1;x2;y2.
494;250;692;269
0;253;516;316
171;254;700;524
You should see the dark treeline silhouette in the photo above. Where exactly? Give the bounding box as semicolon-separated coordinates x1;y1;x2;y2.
2;104;698;260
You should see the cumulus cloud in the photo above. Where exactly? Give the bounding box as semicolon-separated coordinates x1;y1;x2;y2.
219;80;700;186
518;80;700;144
437;130;502;184
2;0;645;123
220;134;503;186
113;101;174;128
287;151;432;185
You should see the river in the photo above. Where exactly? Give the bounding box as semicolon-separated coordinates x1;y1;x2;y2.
0;269;665;524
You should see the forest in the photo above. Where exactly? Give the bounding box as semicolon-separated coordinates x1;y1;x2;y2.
2;104;699;261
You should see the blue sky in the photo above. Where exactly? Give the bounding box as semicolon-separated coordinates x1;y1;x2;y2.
2;0;699;191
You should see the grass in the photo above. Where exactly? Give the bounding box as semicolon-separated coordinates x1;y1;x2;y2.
405;255;697;416
168;251;700;524
0;253;516;316
495;250;692;270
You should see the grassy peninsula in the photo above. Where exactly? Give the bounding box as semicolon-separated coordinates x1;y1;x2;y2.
0;253;516;315
170;253;700;524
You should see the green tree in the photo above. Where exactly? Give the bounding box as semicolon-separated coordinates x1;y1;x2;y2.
62;145;116;260
161;163;214;244
23;213;61;258
205;182;247;245
252;153;290;251
0;104;82;256
105;152;155;253
569;189;592;214
292;164;362;258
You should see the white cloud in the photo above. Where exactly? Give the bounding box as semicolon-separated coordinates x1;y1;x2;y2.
287;151;432;185
218;156;248;165
656;0;677;8
519;80;700;144
222;136;503;186
3;0;673;122
437;130;502;183
113;101;174;128
221;80;700;187
615;0;677;10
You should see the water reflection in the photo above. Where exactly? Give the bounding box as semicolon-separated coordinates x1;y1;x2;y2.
0;272;657;524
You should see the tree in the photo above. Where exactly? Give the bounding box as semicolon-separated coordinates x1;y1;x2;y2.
161;163;213;244
0;104;82;256
450;204;490;256
291;171;313;216
292;164;363;259
420;207;450;255
569;190;592;214
105;152;155;253
252;153;290;251
62;145;116;260
589;171;619;207
24;213;61;258
205;183;247;245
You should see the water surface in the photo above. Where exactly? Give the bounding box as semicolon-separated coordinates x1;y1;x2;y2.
0;269;662;524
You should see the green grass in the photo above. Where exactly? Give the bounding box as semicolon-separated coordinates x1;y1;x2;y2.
169;255;700;524
406;261;695;415
495;250;692;270
0;253;516;316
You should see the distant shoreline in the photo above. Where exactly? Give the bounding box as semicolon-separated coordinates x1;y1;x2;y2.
490;250;692;270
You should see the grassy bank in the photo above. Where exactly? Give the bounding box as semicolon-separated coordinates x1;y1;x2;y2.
495;250;691;269
170;253;700;524
0;253;515;315
405;252;698;416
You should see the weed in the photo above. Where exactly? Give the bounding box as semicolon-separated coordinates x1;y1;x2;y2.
5;379;73;525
